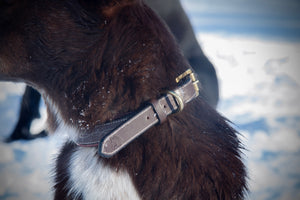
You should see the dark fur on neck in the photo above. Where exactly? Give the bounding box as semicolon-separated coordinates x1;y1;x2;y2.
16;0;189;133
0;0;247;199
108;100;246;199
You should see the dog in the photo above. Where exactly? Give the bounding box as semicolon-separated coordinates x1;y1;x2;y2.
0;0;247;199
6;0;218;143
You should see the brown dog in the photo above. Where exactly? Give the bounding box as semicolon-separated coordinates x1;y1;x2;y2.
6;0;218;143
0;0;246;199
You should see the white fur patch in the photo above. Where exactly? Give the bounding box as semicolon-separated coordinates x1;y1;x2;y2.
43;94;80;142
67;147;141;200
45;95;140;199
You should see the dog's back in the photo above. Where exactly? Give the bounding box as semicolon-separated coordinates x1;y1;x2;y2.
0;0;247;199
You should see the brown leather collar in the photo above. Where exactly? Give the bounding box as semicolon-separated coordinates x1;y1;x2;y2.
75;69;200;157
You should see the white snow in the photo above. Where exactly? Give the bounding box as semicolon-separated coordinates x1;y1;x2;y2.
198;33;300;200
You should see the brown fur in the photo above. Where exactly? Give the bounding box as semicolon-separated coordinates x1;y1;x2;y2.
0;0;247;199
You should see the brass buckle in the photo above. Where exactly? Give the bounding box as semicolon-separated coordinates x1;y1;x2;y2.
175;69;200;96
167;69;200;113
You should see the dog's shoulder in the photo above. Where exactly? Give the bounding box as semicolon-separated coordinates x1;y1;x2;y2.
54;142;141;200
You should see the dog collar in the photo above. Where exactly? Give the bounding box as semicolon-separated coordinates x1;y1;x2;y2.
75;69;200;157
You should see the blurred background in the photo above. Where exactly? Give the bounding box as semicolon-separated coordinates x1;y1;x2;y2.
181;0;300;199
1;0;300;199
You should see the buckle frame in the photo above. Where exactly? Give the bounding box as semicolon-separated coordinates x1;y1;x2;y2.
167;69;200;113
175;69;200;96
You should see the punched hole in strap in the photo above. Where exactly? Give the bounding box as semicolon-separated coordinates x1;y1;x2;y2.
150;99;168;123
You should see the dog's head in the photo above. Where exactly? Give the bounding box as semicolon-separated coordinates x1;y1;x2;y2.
0;0;190;133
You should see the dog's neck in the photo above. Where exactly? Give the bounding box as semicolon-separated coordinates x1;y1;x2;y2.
40;2;190;140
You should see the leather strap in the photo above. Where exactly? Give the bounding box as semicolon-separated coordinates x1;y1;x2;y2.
76;115;133;147
74;69;200;157
99;94;178;157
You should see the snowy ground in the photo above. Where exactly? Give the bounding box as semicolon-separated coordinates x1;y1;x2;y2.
198;33;300;200
0;33;299;200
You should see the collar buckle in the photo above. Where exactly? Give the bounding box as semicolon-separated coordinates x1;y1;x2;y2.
175;69;200;96
167;69;200;113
